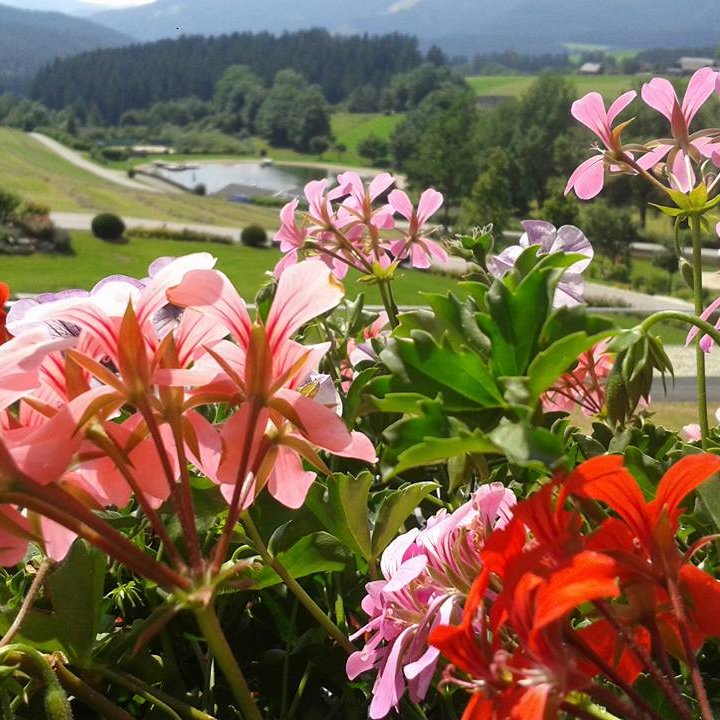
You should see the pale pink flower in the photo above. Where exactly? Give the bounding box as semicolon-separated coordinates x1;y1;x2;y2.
337;171;396;233
681;424;702;442
565;90;636;199
347;483;515;719
488;220;593;307
637;68;720;192
388;188;447;269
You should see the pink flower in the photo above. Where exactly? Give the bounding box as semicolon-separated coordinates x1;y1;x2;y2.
388;188;447;269
337;171;396;233
681;424;702;442
347;483;515;718
543;340;613;415
686;294;720;353
565;90;636;199
637;68;720;192
166;259;376;509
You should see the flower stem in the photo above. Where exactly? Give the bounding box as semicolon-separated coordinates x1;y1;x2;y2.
55;661;135;720
193;604;263;720
241;512;356;654
0;558;52;648
690;214;709;447
377;278;399;328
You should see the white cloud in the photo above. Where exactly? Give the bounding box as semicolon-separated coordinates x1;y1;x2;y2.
386;0;420;13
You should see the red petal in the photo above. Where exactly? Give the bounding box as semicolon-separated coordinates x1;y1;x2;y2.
679;563;720;637
650;454;720;529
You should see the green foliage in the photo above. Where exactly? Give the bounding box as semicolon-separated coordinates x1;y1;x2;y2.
241;223;269;248
0;187;20;223
461;148;513;236
347;84;380;113
357;134;389;165
91;213;126;242
538;177;581;227
582;200;639;259
126;226;235;245
213;65;266;134
256;70;331;152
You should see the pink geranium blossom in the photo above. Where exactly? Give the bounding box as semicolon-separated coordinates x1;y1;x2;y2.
387;188;447;269
347;483;515;718
565;90;636;199
637;67;720;192
686;294;720;353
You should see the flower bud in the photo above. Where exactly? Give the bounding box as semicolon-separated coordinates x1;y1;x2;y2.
680;258;694;289
44;684;74;720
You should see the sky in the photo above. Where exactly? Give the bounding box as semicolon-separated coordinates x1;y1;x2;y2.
5;0;157;9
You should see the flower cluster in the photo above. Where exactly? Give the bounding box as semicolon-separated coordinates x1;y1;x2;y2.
430;455;720;720
543;340;613;415
0;254;375;584
347;483;515;718
566;67;720;200
274;172;448;278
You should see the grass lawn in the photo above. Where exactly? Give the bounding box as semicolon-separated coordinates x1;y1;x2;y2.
466;74;641;100
0;128;280;228
2;231;460;305
570;402;698;432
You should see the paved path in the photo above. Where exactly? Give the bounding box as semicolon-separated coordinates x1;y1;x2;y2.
30;133;162;193
50;212;242;241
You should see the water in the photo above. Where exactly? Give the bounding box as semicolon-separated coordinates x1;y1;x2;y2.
155;162;329;198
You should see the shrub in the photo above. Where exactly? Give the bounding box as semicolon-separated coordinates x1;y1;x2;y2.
241;224;268;248
127;226;235;245
51;228;74;255
631;264;671;295
91;213;126;243
193;183;207;196
309;136;330;156
99;147;130;163
127;168;136;179
0;189;21;223
357;135;390;165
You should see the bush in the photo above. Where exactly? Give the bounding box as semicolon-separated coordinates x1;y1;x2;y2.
127;168;136;179
587;254;631;284
99;147;130;163
309;136;330;156
126;226;235;245
0;189;21;223
91;213;126;243
193;183;207;196
241;224;269;248
631;264;671;295
357;135;390;165
581;202;639;260
51;228;74;255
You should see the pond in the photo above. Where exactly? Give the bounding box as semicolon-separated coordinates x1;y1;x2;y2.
153;161;330;199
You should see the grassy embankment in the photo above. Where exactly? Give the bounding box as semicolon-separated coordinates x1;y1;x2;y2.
0;128;278;227
467;74;641;100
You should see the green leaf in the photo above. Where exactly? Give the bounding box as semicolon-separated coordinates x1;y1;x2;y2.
306;473;374;561
371;482;438;557
0;542;107;664
527;331;611;402
379;332;504;411
489;423;565;470
390;430;499;478
249;532;349;589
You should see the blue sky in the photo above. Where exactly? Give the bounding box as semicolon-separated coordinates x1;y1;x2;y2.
6;0;156;10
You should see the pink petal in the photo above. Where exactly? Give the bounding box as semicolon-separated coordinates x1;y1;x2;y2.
686;294;720;346
0;507;31;566
682;67;717;124
273;249;299;278
383;554;428;593
606;90;637;124
565;155;605;199
167;269;252;348
265;260;344;350
369;626;413;719
368;173;395;201
671;150;696;193
185;409;222;482
636;144;672;171
416;188;444;225
570;92;612;145
266;445;317;508
174;309;229;367
681;424;702;442
641;77;677;121
387;189;413;220
40;516;77;562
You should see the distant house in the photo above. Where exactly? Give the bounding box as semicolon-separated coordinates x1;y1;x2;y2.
579;62;604;75
678;57;719;73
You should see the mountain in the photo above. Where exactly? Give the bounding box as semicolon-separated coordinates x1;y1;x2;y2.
0;4;131;92
90;0;720;54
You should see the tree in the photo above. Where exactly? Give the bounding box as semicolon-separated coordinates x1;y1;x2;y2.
383;63;467;113
461;149;513;237
256;70;331;152
213;65;265;134
309;136;330;157
582;201;639;261
538;177;581;228
392;87;479;226
357;135;390;165
347;84;379;113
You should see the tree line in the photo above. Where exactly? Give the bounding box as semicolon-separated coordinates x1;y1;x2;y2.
31;30;427;124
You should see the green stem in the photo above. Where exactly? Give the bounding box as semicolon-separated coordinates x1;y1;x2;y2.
376;278;399;328
55;662;135;720
241;512;356;654
690;214;709;447
193;605;263;720
640;311;720;347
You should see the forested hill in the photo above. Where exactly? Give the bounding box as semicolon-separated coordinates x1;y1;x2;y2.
0;4;130;93
31;30;424;124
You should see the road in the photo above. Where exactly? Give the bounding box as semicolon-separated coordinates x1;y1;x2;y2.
30;133;162;193
50;212;243;241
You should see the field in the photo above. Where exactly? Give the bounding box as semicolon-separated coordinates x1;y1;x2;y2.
2;231;460;305
467;74;641;100
0;128;279;227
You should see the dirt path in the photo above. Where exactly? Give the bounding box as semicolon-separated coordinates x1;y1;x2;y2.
30;133;163;193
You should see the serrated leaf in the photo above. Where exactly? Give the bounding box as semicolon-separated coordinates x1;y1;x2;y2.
371;482;438;557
